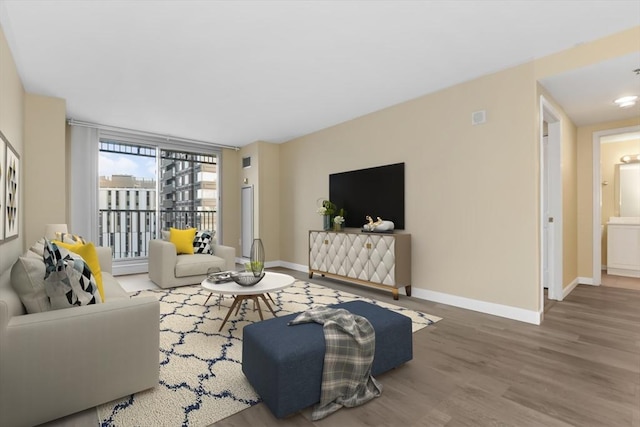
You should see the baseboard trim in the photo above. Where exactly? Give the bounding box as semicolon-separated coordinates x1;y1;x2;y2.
606;267;640;278
562;278;580;299
278;261;308;273
578;276;595;286
268;260;541;325
410;287;541;325
113;262;148;276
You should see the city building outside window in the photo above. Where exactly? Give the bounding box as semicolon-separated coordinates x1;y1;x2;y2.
99;140;219;261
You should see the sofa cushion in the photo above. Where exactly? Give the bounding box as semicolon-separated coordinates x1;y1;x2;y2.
43;240;102;310
101;271;130;301
169;227;197;255
10;251;51;314
193;230;214;255
175;254;226;278
54;240;105;302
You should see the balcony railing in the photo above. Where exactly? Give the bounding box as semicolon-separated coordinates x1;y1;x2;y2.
98;209;217;260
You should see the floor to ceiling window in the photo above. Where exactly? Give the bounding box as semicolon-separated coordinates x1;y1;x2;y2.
159;149;218;234
98;139;219;262
99;141;157;259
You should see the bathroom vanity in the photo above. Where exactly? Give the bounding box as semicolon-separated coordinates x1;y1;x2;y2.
607;217;640;278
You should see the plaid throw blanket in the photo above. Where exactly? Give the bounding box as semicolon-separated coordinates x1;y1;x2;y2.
289;306;382;420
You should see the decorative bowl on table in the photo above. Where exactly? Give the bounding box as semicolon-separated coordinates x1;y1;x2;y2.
230;271;266;287
206;269;233;284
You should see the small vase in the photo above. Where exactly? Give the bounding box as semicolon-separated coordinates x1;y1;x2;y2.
249;238;265;277
323;215;331;231
333;222;342;232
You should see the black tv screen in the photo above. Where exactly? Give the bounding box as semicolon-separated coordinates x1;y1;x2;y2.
329;162;405;230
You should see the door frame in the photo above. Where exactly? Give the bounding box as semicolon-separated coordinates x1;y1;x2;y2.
539;96;563;306
592;125;640;286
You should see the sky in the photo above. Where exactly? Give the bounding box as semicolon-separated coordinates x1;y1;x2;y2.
99;152;156;180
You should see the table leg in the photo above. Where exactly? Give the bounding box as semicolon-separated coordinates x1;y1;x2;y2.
204;293;213;305
219;296;242;332
266;293;276;306
235;298;244;315
217;292;280;331
259;294;277;316
253;296;264;320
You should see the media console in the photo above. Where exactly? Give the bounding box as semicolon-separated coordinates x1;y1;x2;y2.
308;230;411;300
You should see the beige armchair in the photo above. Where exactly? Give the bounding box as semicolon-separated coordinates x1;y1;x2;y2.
148;239;236;288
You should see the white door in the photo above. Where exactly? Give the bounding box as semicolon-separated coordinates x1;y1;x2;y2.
241;186;253;258
540;96;563;304
542;135;551;290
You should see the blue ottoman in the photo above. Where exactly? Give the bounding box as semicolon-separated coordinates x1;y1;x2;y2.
242;300;413;418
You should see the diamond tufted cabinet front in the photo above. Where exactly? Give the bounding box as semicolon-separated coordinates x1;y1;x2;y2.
309;230;411;299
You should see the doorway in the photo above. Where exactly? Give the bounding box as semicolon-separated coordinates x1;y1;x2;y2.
540;96;563;307
592;125;640;286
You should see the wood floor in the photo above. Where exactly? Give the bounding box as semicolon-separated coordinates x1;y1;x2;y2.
602;272;640;291
215;268;640;427
38;269;640;427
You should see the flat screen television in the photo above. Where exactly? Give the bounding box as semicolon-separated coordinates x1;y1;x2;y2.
329;162;405;230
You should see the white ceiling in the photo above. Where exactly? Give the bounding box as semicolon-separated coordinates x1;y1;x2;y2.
1;0;639;147
539;53;640;126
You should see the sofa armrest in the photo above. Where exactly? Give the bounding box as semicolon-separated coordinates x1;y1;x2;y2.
213;244;236;271
0;296;160;427
95;245;113;274
148;239;177;287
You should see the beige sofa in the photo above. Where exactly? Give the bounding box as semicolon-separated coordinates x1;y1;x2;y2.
0;245;160;427
148;239;236;288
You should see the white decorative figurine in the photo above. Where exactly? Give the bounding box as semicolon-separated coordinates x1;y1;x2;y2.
363;215;394;232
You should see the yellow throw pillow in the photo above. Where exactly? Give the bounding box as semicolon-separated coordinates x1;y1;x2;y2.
169;227;197;255
53;240;105;302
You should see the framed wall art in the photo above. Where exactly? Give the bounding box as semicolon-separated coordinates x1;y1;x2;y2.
1;131;19;242
0;132;5;243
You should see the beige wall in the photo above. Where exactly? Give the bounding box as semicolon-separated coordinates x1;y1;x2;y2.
24;94;66;246
560;108;578;289
281;61;541;311
220;147;239;255
0;24;25;273
238;141;281;262
277;26;639;315
534;27;640;79
257;141;280;262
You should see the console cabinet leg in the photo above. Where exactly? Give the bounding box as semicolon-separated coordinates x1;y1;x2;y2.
405;285;411;297
392;288;399;300
309;271;313;279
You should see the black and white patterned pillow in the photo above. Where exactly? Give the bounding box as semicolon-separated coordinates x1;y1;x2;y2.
43;239;102;310
54;232;87;245
193;230;215;255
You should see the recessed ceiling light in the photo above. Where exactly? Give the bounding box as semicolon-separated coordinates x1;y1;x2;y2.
614;95;638;108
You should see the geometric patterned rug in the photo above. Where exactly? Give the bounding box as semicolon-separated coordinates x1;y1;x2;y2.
96;281;441;426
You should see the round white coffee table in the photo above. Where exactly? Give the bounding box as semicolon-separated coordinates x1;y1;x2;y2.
201;271;295;331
